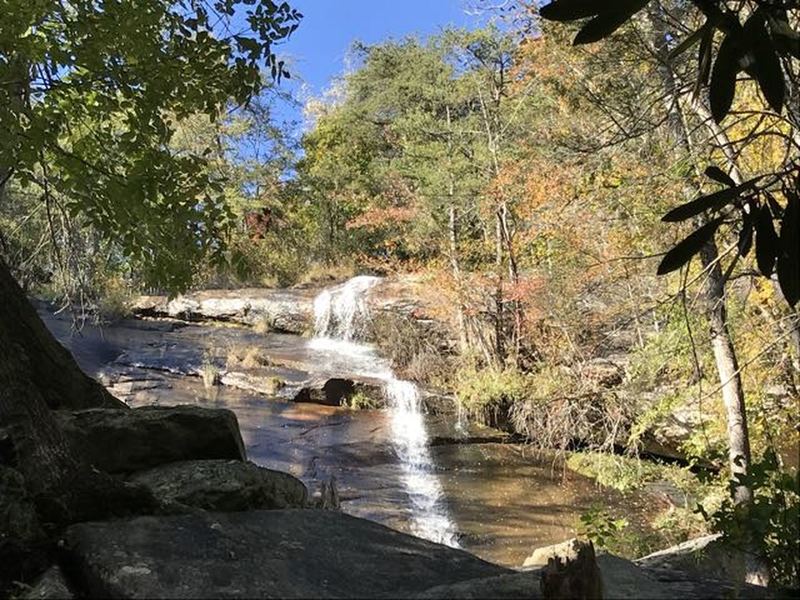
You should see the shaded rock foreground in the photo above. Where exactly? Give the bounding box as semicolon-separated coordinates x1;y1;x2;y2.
58;509;779;599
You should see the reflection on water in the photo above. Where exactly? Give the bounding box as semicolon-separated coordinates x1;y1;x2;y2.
42;306;663;567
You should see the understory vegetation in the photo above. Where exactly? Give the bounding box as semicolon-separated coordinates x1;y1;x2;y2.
2;0;798;585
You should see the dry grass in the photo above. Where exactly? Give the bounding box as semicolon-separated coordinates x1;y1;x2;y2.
252;315;272;335
226;345;273;370
200;352;221;389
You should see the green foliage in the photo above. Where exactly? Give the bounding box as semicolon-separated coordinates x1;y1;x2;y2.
455;365;530;422
0;0;301;292
701;452;800;586
539;1;800;307
344;391;380;411
578;504;629;550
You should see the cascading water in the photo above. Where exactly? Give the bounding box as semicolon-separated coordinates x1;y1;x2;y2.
310;276;460;547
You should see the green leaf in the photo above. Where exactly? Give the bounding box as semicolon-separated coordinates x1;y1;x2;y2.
573;1;648;45
538;0;604;22
658;217;724;275
777;193;799;307
661;185;744;222
710;31;742;123
755;203;779;276
668;24;707;62
705;166;736;188
737;211;753;257
745;10;785;114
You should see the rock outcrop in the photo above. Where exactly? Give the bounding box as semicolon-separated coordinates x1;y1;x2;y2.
130;459;308;512
23;566;74;600
54;407;246;473
523;538;587;569
63;509;507;599
635;534;753;586
133;289;315;334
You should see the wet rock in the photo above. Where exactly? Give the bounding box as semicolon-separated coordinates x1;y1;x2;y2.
129;460;307;512
133;289;314;334
23;566;74;599
292;378;384;407
54;406;246;474
63;509;508;599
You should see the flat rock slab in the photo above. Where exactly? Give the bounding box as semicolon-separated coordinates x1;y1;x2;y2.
63;509;508;599
55;407;246;474
134;289;315;334
129;460;308;512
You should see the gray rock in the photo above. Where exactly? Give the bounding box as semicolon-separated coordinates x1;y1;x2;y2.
635;534;754;585
54;406;246;474
130;460;307;512
410;572;542;599
540;539;603;599
63;509;508;599
133;289;315;334
23;566;74;599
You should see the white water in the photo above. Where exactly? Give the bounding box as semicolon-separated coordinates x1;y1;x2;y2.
310;276;460;547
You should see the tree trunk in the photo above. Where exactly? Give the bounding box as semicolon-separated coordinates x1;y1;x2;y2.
647;5;754;502
0;257;153;529
0;257;122;412
699;246;753;504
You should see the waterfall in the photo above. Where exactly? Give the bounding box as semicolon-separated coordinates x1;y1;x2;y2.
310;277;460;547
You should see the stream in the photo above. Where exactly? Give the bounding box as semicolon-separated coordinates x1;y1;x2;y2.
40;277;664;567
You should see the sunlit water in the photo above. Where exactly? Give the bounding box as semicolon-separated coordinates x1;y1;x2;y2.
310;276;460;547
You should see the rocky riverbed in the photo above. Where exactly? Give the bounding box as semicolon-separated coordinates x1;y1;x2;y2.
28;283;787;599
41;297;660;567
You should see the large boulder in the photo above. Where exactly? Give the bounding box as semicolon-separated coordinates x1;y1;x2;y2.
129;460;307;512
63;509;508;599
54;407;246;474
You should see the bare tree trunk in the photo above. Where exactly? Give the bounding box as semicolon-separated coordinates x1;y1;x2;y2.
698;245;753;503
647;6;770;583
648;4;754;500
445;106;469;353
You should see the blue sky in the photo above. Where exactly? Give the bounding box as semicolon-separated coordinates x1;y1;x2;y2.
270;0;486;126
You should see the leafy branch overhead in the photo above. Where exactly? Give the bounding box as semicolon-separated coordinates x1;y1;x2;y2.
539;0;800;307
0;0;302;291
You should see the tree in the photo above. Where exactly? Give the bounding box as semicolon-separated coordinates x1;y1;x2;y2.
537;0;798;582
0;0;300;581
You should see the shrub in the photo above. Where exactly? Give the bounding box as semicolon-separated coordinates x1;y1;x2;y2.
455;365;530;425
200;353;221;389
344;390;380;410
702;452;800;586
226;345;273;369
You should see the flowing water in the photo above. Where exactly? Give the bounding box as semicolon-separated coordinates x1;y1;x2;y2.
310;276;460;547
40;289;668;566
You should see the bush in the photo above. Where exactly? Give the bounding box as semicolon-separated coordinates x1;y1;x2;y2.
343;390;380;410
455;365;530;424
369;311;452;386
702;452;800;586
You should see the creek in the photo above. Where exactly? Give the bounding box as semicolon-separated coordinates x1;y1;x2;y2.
40;278;664;567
